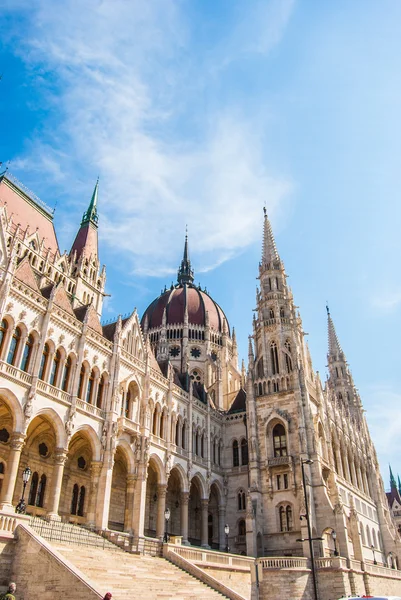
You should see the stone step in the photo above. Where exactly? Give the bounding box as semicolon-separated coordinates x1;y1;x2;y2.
52;541;227;600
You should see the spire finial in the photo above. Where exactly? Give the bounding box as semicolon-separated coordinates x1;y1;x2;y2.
177;229;194;285
327;306;344;359
390;464;397;489
326;302;330;315
262;207;280;266
81;179;99;226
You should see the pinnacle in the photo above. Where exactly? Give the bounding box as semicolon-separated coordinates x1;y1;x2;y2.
177;231;194;285
262;207;280;266
326;305;344;359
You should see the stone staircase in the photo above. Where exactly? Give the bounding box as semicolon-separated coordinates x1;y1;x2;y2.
52;541;228;600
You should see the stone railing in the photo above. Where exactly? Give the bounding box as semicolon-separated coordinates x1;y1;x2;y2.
364;562;401;579
0;360;32;386
169;544;253;569
0;510;30;537
37;379;71;403
258;556;309;569
315;556;349;570
267;456;292;467
165;545;247;600
76;398;105;420
117;416;139;434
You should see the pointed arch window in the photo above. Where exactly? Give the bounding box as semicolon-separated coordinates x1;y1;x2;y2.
39;344;50;381
62;356;72;392
279;504;293;532
71;483;79;515
181;422;186;450
36;474;47;507
238;519;246;536
269;308;275;319
238;490;246;511
20;334;34;372
241;438;248;466
257;358;264;378
50;350;61;386
97;375;105;408
0;319;8;358
270;341;279;375
28;472;39;506
273;424;287;457
7;326;21;365
78;364;86;399
78;486;85;517
233;440;239;467
86;369;95;403
284;340;293;373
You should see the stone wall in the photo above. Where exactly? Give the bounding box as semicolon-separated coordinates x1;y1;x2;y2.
201;565;251;599
365;570;401;596
11;524;102;600
258;568;313;600
0;538;15;592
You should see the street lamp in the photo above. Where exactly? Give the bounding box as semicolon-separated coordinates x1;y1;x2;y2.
15;466;32;514
224;523;230;553
164;507;170;543
332;530;339;557
300;459;319;600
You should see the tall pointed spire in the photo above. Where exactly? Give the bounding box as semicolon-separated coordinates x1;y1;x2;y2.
81;178;99;227
398;474;401;495
390;465;397;489
70;179;100;260
326;304;344;360
262;207;280;267
177;230;194;285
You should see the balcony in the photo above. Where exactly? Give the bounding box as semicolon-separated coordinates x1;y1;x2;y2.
0;360;32;387
117;416;140;435
267;455;292;467
76;398;105;420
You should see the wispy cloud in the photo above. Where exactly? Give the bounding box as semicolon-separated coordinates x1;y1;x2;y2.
4;0;293;276
370;288;401;312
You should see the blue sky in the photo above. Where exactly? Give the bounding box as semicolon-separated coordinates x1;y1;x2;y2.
1;0;401;485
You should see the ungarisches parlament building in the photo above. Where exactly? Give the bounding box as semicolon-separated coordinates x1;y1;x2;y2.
0;171;399;567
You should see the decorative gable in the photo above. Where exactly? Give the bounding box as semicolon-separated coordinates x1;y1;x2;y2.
53;283;76;316
86;304;103;335
14;257;41;292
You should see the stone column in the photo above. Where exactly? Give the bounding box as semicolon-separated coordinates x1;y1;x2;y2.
156;483;167;540
201;498;209;548
219;506;226;550
0;433;25;511
86;461;102;528
336;448;344;477
350;461;358;488
46;448;68;520
125;474;137;533
131;466;147;540
95;451;114;530
180;491;189;544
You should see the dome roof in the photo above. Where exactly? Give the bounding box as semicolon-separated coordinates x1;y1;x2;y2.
141;235;230;334
142;283;229;333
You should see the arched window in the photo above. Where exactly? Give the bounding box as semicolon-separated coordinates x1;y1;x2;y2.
279;505;293;532
201;434;204;458
78;364;86;399
372;529;377;548
213;439;216;464
7;326;21;365
36;474;47;507
270;341;279;375
257;358;264;379
20;334;34;372
160;411;165;439
360;523;366;545
241;438;248;465
269;308;275;319
78;486;85;517
218;442;221;466
62;356;72;392
86;369;95;403
284;340;293;372
366;525;372;547
49;350;61;387
182;422;186;449
28;472;39;506
152;409;158;435
71;484;79;515
0;319;8;357
258;383;263;396
238;490;246;511
175;420;180;446
96;375;104;408
233;440;239;467
238;519;246;536
39;344;50;380
273;424;287;457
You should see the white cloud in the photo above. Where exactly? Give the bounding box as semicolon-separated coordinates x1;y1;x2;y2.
371;288;401;312
5;0;293;276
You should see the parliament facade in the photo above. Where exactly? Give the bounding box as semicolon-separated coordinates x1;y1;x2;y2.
0;170;399;569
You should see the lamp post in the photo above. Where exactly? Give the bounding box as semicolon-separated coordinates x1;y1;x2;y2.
224;523;230;553
15;466;31;514
371;544;377;565
300;458;319;600
164;507;170;543
332;530;339;557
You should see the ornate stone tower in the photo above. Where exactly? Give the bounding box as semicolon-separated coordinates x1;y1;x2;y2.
69;180;106;316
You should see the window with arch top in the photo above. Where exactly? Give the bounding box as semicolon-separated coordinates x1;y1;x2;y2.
273;423;287;457
270;341;279;375
241;438;248;465
0;319;8;358
39;343;50;381
20;334;34;372
279;505;293;532
7;326;21;366
232;439;239;467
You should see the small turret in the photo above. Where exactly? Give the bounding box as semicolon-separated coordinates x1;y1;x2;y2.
177;232;194;285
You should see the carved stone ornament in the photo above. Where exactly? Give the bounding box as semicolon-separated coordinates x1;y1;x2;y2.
6;302;14;312
59;334;65;344
48;328;54;337
19;310;27;321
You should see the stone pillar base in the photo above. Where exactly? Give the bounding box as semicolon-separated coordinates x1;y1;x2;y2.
46;513;62;522
0;503;16;514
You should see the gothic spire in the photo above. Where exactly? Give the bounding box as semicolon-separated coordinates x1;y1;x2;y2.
81;178;99;227
262;207;280;267
390;464;397;489
177;231;194;285
326;304;345;360
398;474;401;495
70;179;100;260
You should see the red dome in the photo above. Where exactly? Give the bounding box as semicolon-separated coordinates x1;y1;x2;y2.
141;284;230;333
